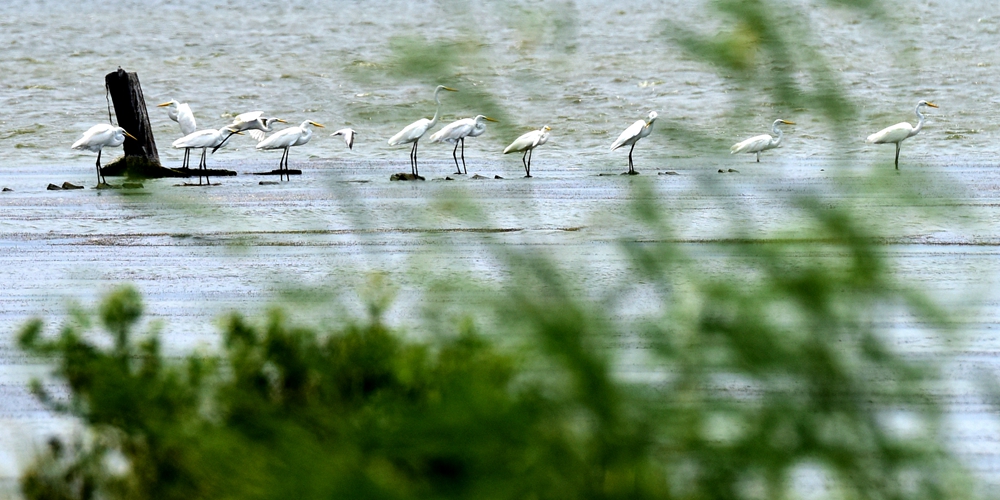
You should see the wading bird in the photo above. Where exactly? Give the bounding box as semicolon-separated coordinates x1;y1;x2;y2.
331;128;357;150
71;124;136;186
172;126;241;185
730;119;795;162
430;115;498;174
503;125;551;178
256;120;324;181
213;112;287;152
158;100;197;136
388;85;458;177
866;100;939;169
610;111;657;175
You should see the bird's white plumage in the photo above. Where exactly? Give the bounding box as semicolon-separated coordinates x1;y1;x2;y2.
866;122;916;145
387;85;457;146
257;121;323;151
158;100;197;135
72;124;132;152
228;112;286;142
431;115;495;144
504;126;551;154
730;119;794;160
331;128;356;150
172;127;236;150
610;111;658;151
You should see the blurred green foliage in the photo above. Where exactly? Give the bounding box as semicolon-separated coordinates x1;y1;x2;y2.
18;190;971;499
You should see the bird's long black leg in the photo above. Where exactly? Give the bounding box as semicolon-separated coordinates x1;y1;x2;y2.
895;143;901;170
521;150;528;177
200;149;209;185
283;148;290;181
628;143;636;174
756;152;760;163
96;149;103;186
211;131;236;154
452;141;461;174
413;141;420;177
461;138;467;174
526;149;533;178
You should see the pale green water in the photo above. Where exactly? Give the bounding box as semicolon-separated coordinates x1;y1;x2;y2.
2;0;1000;496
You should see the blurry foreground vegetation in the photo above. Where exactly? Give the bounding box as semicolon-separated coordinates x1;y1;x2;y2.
16;1;978;499
18;193;971;500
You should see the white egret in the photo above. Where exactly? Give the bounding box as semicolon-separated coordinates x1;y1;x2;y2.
610;111;658;175
730;119;795;162
331;128;357;150
430;115;498;174
172;126;241;185
213;112;287;152
387;85;458;177
71;124;137;186
256;120;325;181
866;100;939;169
157;100;197;136
503;125;552;178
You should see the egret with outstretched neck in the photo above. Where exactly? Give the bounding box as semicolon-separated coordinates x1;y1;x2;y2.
213;112;287;152
388;85;458;177
731;119;795;162
71;124;137;186
503;125;551;178
610;111;657;175
430;115;497;174
866;100;938;169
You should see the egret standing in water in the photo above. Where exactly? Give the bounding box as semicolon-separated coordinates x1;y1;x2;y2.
158;100;197;136
388;85;458;177
256;120;325;181
730;119;795;162
503;125;551;178
866;100;939;169
331;128;357;150
610;111;657;175
172;126;241;185
430;115;498;174
71;124;137;186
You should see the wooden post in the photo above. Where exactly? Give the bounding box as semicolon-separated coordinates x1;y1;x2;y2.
102;67;161;174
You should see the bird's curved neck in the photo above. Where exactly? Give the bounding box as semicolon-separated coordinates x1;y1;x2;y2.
429;91;444;128
771;122;784;146
912;105;926;136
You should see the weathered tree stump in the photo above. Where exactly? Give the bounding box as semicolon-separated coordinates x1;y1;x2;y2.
100;68;192;179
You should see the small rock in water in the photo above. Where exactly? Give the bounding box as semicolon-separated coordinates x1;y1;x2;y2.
444;176;455;181
95;183;119;190
658;171;679;175
259;181;279;186
61;182;84;190
494;175;504;179
718;169;725;173
2;187;11;192
728;168;739;173
470;174;489;179
390;173;425;181
46;183;62;190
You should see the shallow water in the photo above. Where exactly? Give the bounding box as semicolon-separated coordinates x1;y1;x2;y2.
2;0;1000;496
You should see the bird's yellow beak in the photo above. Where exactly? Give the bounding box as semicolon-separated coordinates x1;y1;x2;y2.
485;117;498;122
781;120;796;125
156;102;172;107
124;131;138;140
543;126;552;131
276;119;288;123
443;87;458;92
926;102;939;108
310;121;325;128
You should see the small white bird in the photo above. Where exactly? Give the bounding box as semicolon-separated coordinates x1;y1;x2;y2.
866;100;939;169
331;128;357;150
430;115;498;174
256;120;325;181
730;119;795;162
158;100;197;136
503;125;552;178
71;124;137;186
388;85;458;177
610;111;658;175
172;126;241;185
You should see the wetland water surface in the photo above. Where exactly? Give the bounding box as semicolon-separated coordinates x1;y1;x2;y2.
2;0;1000;494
